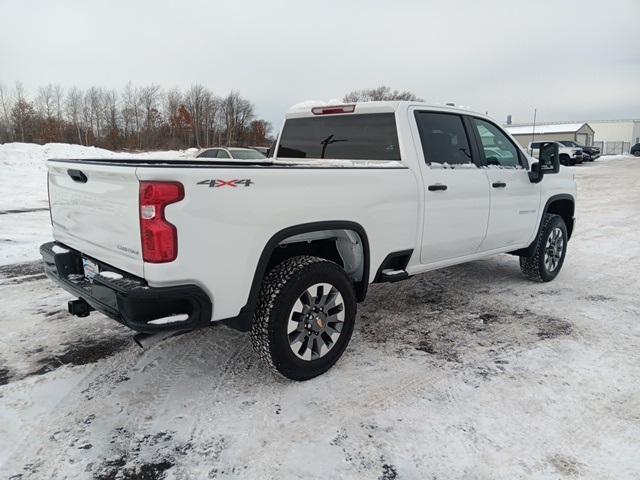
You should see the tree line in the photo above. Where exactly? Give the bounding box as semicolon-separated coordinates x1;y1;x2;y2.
0;82;273;151
343;86;422;103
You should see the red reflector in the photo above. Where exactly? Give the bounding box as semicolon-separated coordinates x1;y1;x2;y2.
311;105;356;115
139;182;184;263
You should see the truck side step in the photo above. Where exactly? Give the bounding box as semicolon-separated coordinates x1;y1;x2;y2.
379;269;409;283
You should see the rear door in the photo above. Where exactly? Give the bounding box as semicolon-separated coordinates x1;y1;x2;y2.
412;110;491;264
47;161;144;276
468;117;541;251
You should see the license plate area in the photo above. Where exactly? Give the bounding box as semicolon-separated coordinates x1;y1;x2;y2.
82;257;100;281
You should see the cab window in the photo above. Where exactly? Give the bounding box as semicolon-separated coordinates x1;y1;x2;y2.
472;118;521;168
414;111;474;166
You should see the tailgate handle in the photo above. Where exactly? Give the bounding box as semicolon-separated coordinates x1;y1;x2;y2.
67;169;88;183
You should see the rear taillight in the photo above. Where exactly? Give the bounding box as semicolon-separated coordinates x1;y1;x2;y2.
311;104;356;115
139;181;184;263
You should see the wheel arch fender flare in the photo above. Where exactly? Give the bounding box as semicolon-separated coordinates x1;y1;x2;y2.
511;193;575;257
222;221;370;332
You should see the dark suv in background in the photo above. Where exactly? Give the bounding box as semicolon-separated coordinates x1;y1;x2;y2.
559;141;600;161
631;143;640;157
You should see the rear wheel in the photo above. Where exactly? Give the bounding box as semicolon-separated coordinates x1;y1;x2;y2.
519;214;568;282
250;256;356;380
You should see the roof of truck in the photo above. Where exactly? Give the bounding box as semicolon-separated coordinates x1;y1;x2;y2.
286;100;483;118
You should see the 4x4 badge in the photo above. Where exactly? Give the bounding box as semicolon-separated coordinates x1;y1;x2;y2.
197;179;254;188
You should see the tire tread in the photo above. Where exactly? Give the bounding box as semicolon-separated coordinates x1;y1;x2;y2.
520;213;564;282
249;255;332;378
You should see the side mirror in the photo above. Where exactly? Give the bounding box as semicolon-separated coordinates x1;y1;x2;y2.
528;161;544;183
539;142;560;174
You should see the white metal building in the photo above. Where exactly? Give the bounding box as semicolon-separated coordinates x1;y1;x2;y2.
588;119;640;146
505;123;595;149
505;119;640;154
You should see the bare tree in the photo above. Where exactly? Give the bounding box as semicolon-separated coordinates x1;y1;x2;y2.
103;89;120;148
0;83;15;142
81;91;93;145
36;84;56;119
121;82;137;140
222;91;254;145
11;82;36;142
202;91;221;147
185;84;208;147
343;86;423;103
164;87;182;142
88;87;105;141
139;84;161;129
65;87;84;144
53;84;64;138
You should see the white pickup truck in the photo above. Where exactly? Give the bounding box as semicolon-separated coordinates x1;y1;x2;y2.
41;101;576;380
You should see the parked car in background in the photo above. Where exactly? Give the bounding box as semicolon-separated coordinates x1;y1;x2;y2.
249;146;269;156
196;147;267;160
559;141;600;161
529;141;582;166
631;143;640;157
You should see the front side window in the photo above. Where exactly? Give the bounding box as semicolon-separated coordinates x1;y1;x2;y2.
277;113;400;161
414;111;474;166
472;118;520;168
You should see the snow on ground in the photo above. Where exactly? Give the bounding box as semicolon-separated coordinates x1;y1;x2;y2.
0;147;639;479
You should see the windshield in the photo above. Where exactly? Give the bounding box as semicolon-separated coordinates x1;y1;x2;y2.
277;113;400;161
229;149;267;160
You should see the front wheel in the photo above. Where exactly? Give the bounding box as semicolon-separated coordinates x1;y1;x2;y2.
250;256;357;381
520;214;568;282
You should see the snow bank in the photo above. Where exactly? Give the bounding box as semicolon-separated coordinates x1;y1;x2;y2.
0;143;194;211
597;154;636;162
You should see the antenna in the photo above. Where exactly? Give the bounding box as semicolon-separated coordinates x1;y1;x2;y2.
531;108;537;153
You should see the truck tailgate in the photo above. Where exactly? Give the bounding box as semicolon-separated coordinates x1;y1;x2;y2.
47;161;143;277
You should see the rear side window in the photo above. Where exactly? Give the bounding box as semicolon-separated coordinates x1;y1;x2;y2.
276;113;400;160
414;111;474;165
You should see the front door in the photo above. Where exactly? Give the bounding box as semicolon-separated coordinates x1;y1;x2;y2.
412;110;491;264
469;117;541;251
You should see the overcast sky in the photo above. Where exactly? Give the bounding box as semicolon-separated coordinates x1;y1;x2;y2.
1;0;639;129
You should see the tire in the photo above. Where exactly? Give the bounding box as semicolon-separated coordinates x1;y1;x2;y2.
559;154;574;166
249;256;357;381
519;214;568;282
633;151;640;157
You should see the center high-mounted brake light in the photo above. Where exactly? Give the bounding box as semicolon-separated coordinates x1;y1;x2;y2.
311;105;356;115
139;181;184;263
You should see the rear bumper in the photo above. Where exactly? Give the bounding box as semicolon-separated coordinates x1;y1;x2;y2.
40;241;212;333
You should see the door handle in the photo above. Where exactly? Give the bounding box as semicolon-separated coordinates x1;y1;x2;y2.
428;184;447;191
492;181;507;188
67;169;88;183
